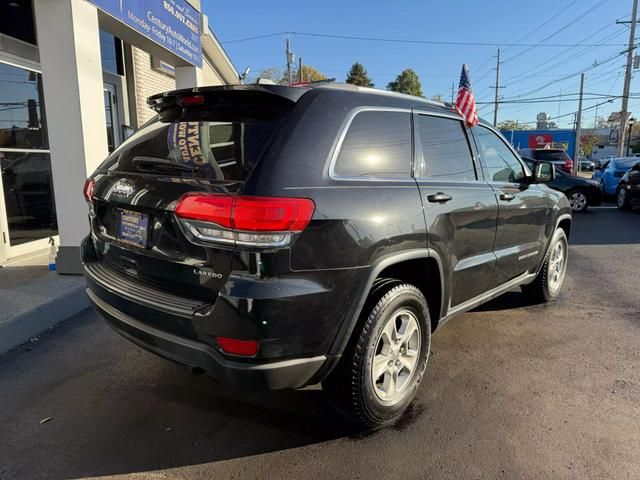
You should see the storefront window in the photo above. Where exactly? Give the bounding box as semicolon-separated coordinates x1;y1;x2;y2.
0;0;36;45
0;63;47;149
99;30;124;76
0;62;57;247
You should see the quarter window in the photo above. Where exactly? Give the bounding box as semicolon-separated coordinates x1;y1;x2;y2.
474;126;525;183
334;111;412;178
416;115;476;180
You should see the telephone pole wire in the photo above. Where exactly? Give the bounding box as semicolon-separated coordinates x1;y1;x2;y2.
491;48;502;127
574;73;585;175
617;0;638;156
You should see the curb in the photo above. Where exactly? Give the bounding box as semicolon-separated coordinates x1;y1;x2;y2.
0;285;90;355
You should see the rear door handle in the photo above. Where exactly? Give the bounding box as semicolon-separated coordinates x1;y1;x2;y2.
427;192;453;203
499;192;515;201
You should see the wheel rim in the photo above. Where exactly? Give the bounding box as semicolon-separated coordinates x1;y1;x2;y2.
371;309;421;405
548;240;567;292
618;188;626;207
568;192;587;211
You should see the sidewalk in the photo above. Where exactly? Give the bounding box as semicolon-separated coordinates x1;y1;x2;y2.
0;259;89;355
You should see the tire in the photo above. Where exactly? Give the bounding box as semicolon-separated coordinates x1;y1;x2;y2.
567;189;589;213
617;184;631;210
521;228;568;303
322;282;431;428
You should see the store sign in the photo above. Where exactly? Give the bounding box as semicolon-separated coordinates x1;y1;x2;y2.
528;134;553;148
88;0;202;67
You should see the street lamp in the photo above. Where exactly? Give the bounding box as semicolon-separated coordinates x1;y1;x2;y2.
626;117;636;157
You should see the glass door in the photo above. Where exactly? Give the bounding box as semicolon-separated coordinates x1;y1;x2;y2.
103;83;120;152
0;61;57;262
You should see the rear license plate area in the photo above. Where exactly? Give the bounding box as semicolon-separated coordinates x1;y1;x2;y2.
117;209;150;248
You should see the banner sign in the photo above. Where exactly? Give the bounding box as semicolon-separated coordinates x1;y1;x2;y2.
88;0;202;67
528;134;553;148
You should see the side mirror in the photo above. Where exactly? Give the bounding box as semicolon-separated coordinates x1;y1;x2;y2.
533;161;555;183
633;163;640;172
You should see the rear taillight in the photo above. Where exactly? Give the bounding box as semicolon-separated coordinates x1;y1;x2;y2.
215;336;259;356
175;193;315;248
83;178;95;203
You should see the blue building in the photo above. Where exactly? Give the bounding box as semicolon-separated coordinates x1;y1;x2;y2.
500;129;577;159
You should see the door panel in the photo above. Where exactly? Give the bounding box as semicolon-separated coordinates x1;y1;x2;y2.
471;125;550;287
414;113;498;308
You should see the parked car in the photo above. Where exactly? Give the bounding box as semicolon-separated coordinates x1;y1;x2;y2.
616;161;640;210
579;157;595;171
592;157;640;196
82;83;571;428
518;147;574;174
522;158;602;212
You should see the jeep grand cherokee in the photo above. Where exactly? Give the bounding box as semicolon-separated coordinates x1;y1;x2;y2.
83;83;571;427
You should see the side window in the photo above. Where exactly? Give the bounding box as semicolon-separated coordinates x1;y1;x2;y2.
334;111;411;178
416;115;476;181
473;126;525;183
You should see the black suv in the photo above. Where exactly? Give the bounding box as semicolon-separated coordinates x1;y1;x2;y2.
82;84;571;427
616;161;640;210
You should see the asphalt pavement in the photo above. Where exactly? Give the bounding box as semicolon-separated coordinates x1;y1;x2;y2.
0;205;638;480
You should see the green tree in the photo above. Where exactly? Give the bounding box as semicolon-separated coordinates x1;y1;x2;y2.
497;120;530;131
292;65;328;83
386;69;423;97
346;62;374;87
253;66;286;84
580;134;601;157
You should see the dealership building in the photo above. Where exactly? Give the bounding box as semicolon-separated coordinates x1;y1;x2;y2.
0;0;238;272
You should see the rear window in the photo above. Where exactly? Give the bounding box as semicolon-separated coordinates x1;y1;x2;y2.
99;116;284;181
532;150;570;161
614;159;639;169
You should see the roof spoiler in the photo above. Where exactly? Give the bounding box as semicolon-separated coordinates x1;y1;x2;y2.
147;84;310;115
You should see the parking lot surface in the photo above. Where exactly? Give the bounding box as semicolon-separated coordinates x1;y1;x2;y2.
0;206;638;480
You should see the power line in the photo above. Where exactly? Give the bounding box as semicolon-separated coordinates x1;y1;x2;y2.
502;0;612;63
221;30;627;47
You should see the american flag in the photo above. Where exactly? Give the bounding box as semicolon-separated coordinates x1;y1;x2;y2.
455;64;478;127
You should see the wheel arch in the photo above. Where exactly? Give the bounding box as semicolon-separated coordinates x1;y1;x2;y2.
327;249;445;358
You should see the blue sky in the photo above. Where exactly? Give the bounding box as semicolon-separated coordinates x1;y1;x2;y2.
204;0;635;129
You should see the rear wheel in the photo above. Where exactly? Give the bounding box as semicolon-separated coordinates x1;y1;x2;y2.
322;282;431;428
567;189;589;213
521;228;568;303
617;185;631;210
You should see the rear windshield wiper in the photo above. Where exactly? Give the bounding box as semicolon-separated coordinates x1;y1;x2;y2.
132;156;199;173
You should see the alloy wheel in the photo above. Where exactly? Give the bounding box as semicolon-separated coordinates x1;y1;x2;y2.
568;192;588;212
548;241;567;292
617;188;627;208
371;309;421;405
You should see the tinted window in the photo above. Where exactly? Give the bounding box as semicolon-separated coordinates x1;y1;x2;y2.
533;150;570;161
0;0;35;45
417;115;475;180
334;111;411;178
474;126;525;183
99;119;281;181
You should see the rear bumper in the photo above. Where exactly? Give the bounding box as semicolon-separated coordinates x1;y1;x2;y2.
87;288;326;390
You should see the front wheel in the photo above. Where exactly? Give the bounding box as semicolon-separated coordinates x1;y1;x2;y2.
521;228;568;303
322;282;431;428
567;189;589;213
617;185;631;210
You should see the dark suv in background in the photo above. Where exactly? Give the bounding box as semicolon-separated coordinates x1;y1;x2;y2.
616;161;640;210
83;84;571;427
518;147;574;174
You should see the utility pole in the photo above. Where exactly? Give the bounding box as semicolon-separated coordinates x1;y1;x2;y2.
451;81;455;104
298;57;303;83
574;73;585;175
617;0;638;156
285;36;293;85
491;48;501;127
